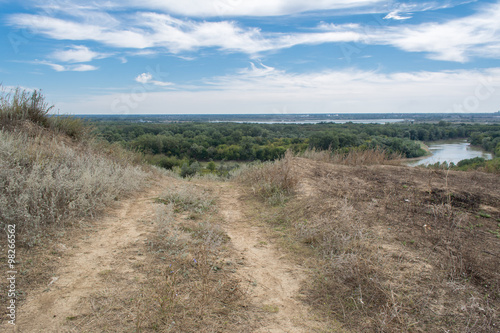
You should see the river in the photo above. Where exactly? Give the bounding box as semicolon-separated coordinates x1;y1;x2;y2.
407;140;493;166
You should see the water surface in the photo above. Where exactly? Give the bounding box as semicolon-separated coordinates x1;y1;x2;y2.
407;140;492;166
209;119;409;124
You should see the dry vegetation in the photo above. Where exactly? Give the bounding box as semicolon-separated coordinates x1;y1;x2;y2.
0;88;149;247
2;86;498;332
0;88;251;332
0;88;150;317
300;147;402;166
236;150;299;206
0;127;148;246
135;183;251;332
237;150;499;332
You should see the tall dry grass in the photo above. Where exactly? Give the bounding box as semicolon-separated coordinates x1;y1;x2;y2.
301;147;402;165
1;86;94;141
0;129;149;246
0;87;150;246
0;87;52;127
236;150;298;205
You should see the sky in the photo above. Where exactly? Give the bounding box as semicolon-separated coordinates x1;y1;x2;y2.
1;0;500;115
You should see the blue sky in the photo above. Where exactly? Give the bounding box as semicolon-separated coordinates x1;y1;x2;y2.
1;0;500;114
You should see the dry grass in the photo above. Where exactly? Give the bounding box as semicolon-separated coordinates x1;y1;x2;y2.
0;87;52;128
241;153;500;332
57;183;251;333
0;128;149;247
301;147;402;165
236;150;299;205
134;184;250;332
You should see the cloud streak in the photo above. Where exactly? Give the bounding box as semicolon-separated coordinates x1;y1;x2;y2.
135;72;174;86
7;1;500;62
37;61;98;72
372;2;500;62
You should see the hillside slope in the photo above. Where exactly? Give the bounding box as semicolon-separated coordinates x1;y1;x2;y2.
254;156;499;332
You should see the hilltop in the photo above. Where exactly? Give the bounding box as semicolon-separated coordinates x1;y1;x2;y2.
1;90;499;332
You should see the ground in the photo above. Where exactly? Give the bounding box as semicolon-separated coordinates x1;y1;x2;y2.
2;157;499;332
1;175;332;332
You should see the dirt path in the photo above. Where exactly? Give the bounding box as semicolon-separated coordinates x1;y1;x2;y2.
217;183;327;333
2;179;168;332
3;178;327;332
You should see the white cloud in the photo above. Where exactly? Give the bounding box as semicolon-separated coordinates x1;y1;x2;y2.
51;45;106;63
37;61;98;72
372;2;500;62
383;10;412;20
72;64;99;71
7;1;500;62
135;72;173;86
55;65;500;114
382;1;474;21
8;14;152;48
28;0;475;18
7;12;361;54
135;72;153;84
32;0;386;17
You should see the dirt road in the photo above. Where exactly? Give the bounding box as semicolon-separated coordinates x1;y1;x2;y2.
4;179;328;332
217;183;327;333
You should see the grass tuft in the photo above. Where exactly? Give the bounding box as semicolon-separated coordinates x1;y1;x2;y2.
236;150;298;205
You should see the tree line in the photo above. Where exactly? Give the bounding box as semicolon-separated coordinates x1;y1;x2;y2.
92;121;500;168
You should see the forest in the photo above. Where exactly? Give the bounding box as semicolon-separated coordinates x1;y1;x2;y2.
91;120;500;171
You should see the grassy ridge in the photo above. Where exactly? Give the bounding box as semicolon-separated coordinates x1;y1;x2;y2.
0;88;149;246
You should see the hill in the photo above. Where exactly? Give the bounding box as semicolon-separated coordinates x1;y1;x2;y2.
1;89;498;332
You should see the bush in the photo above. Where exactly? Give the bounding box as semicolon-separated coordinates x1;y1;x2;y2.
48;115;93;141
0;87;151;246
1;87;92;141
146;154;183;170
180;161;200;178
0;87;53;128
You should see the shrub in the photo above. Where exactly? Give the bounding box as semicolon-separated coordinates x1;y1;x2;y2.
48;115;93;141
1;87;92;141
180;161;200;178
301;147;401;165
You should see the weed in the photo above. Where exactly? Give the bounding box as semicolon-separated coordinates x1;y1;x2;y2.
479;211;491;218
245;156;500;332
135;183;247;332
236;150;298;206
0;130;149;247
262;304;279;313
301;147;402;165
156;185;216;214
